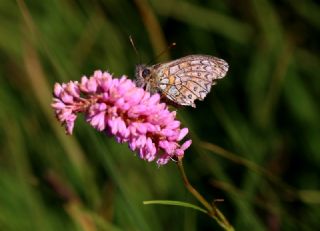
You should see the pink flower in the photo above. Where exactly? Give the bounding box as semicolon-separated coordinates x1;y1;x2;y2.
51;70;192;165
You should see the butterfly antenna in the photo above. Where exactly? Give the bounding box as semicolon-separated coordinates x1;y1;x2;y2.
147;42;176;65
129;35;141;64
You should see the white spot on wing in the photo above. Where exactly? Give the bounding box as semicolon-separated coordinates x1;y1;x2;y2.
159;84;166;90
170;66;179;74
168;86;178;96
160;78;169;84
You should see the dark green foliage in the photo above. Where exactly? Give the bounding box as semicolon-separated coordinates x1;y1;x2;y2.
0;0;319;230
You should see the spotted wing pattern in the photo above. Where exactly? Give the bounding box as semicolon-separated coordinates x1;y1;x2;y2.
155;55;228;107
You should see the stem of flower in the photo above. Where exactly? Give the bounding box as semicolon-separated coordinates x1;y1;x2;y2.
177;158;234;231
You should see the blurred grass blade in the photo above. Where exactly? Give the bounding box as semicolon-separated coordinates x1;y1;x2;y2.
151;0;252;44
143;200;207;214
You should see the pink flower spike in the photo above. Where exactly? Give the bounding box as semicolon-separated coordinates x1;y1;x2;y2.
178;128;189;141
51;70;192;165
88;112;106;131
66;118;75;135
51;100;66;110
87;78;98;93
166;120;181;130
156;154;171;166
66;82;80;98
147;94;160;105
181;140;192;151
53;83;63;97
94;70;103;78
60;92;74;104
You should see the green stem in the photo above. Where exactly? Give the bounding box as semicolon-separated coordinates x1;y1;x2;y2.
177;159;234;231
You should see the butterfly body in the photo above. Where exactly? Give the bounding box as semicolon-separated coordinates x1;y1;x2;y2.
135;55;228;107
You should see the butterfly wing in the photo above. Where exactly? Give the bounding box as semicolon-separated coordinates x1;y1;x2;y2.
155;55;229;107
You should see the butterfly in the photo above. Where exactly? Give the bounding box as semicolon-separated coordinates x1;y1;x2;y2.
135;55;229;108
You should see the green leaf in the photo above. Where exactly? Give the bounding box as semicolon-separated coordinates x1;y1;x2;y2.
143;200;207;214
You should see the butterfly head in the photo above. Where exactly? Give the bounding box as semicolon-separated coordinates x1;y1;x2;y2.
135;64;152;88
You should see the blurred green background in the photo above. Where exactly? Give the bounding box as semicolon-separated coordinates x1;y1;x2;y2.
1;0;320;230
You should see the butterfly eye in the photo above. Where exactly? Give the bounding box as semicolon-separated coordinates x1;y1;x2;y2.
142;68;151;78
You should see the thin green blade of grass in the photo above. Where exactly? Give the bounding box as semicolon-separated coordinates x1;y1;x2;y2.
143;200;207;214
